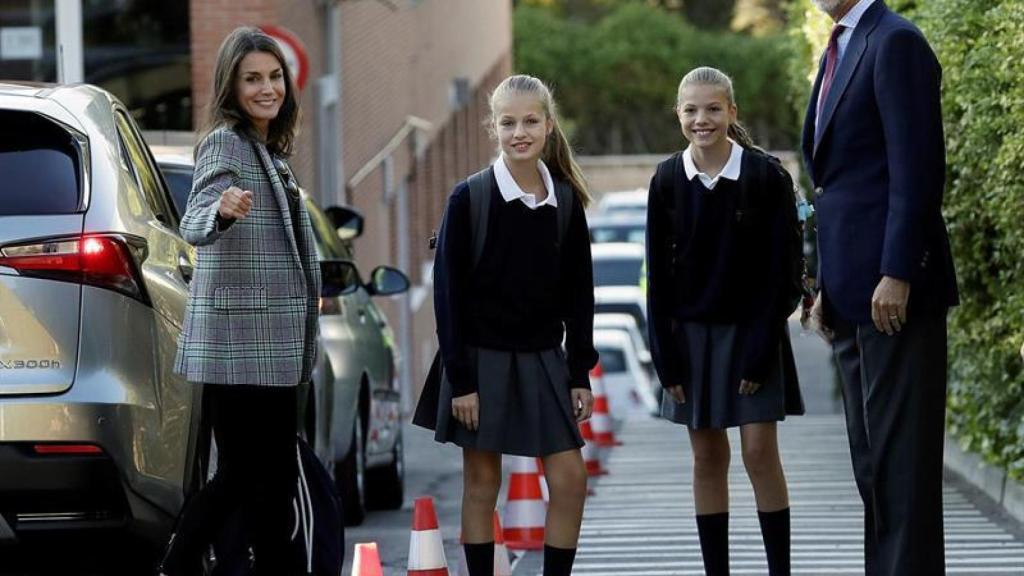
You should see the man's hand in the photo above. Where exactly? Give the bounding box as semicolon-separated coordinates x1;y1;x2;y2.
666;385;686;404
218;186;253;220
809;294;834;344
871;276;910;335
738;380;762;395
572;388;594;422
452;393;480;431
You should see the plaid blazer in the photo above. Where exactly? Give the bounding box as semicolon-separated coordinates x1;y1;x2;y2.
174;127;322;386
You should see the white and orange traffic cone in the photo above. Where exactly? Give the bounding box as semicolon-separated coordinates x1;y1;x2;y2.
408;496;449;576
455;511;513;576
351;542;384;576
502;456;546;550
589;364;621;447
492;510;513;576
579;420;608;477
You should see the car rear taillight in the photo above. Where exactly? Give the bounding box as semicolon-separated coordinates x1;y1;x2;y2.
32;444;104;455
0;234;149;304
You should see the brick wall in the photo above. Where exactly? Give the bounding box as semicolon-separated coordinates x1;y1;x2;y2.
190;0;514;408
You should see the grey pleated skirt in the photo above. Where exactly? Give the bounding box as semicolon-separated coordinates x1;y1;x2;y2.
661;321;804;430
434;347;585;457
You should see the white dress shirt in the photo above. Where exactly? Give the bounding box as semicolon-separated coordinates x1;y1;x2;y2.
836;0;877;62
494;154;557;209
682;138;744;191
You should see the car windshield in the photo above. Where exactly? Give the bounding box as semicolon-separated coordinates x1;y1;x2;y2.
593;257;643;287
595;347;627;373
590;224;645;244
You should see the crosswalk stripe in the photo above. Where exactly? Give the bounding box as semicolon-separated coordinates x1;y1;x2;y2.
570;415;1024;575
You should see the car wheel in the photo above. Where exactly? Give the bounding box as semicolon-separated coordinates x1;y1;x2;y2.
366;427;404;510
336;409;366;526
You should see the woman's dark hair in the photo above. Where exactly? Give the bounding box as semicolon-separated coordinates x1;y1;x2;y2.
201;26;299;157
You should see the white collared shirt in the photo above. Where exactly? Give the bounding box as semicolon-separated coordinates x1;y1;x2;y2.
682;138;744;190
494;154;557;209
836;0;876;62
815;0;876;133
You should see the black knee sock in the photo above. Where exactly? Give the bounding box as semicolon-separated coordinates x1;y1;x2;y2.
464;542;494;576
543;544;577;576
758;508;790;576
696;512;730;576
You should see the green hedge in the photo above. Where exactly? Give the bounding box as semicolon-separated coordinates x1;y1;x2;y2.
788;0;1024;479
514;3;799;154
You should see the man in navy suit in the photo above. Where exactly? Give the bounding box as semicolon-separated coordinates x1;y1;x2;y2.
803;1;959;575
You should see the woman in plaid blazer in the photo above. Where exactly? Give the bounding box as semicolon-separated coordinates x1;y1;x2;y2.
159;27;321;576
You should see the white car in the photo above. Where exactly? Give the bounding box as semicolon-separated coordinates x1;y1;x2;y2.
596;188;647;216
593;329;658;417
591;242;645;289
594;285;647;343
589;212;646;245
594;313;650;366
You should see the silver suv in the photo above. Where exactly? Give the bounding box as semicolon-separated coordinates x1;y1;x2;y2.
0;82;200;543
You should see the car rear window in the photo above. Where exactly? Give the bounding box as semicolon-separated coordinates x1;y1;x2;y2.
595;347;627;373
0;111;82;215
593;257;644;287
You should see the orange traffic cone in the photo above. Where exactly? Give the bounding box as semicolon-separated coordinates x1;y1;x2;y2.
352;542;384;576
408;496;449;575
492;510;513;576
589;364;621;447
579;420;608;477
502;456;546;550
456;511;513;576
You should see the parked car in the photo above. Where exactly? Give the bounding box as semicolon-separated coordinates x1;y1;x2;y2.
154;147;408;525
594;285;648;347
588;213;646;245
594;313;652;370
0;82;207;545
591;242;645;289
593;329;657;417
595;188;647;216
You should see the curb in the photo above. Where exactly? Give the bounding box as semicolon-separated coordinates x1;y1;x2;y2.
944;434;1024;524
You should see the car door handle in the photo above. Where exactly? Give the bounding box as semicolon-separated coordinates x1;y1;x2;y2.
177;255;194;284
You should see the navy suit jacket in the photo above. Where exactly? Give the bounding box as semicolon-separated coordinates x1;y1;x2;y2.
802;1;958;324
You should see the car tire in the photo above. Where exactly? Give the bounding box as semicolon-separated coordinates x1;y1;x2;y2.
336;409;366;526
366;427;404;510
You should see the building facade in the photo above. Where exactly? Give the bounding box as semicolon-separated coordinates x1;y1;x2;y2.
1;0;513;407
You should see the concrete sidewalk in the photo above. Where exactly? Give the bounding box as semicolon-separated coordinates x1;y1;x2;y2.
513;414;1024;575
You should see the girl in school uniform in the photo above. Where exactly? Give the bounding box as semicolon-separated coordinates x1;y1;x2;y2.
415;74;598;576
646;66;804;576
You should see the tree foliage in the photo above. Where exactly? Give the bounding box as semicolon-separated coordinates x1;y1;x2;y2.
788;0;1024;479
514;2;798;154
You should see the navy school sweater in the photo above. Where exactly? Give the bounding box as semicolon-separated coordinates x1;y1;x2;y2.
433;176;599;397
646;150;794;387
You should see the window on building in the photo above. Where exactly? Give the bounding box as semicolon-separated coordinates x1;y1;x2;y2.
0;0;191;130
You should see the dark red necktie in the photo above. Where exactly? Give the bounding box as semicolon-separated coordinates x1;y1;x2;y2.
816;25;845;128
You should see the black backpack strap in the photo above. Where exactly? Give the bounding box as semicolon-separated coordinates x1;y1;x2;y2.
554;179;573;248
467;167;494;269
736;149;769;223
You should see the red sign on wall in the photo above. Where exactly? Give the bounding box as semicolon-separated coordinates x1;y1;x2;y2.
260;25;309;91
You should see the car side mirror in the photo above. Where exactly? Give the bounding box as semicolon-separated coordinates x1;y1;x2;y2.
324;206;365;241
367;265;410;296
320;259;360;297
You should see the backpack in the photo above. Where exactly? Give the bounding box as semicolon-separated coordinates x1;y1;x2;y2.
661;149;810;319
414;166;574;429
203;437;344;576
291;435;345;576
